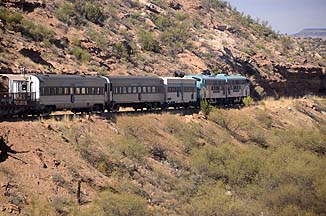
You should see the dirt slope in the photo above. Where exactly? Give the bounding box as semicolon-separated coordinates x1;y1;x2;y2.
0;97;325;215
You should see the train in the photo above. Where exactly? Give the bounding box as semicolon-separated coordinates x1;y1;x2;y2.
0;72;250;117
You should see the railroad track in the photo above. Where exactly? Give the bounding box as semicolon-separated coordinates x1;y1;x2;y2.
0;103;245;122
0;108;202;122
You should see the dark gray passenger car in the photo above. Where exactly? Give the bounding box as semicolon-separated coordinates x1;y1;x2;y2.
35;74;109;113
107;76;165;110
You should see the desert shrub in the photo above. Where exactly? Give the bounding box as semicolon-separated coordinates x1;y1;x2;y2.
280;35;294;50
56;1;105;26
242;96;254;106
117;137;148;163
151;0;168;9
254;109;273;128
25;197;55;216
152;14;173;30
113;41;135;62
78;191;149;216
202;0;230;10
278;128;326;155
79;2;104;25
160;24;192;54
124;0;141;9
72;46;91;63
20;19;54;43
51;196;75;215
200;99;212;117
164;115;201;153
86;30;108;49
52;174;66;187
191;144;238;181
181;182;258;216
55;2;83;26
259;144;326;215
241;47;256;56
255;86;266;98
225;147;264;186
0;8;23;30
138;30;160;53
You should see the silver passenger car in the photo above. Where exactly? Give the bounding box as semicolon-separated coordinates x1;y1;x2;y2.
162;77;197;108
108;76;165;110
34;74;109;113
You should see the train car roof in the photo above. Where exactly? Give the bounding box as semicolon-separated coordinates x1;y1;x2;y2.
187;74;247;80
107;76;163;85
107;76;161;80
34;74;106;82
225;74;248;80
187;74;227;80
0;74;30;81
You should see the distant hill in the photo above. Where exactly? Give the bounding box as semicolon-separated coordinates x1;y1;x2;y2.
294;28;326;39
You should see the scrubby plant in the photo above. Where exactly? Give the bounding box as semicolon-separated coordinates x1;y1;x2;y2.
20;19;54;43
87;30;109;50
55;2;83;26
0;8;23;30
56;1;105;26
200;99;211;118
72;46;91;63
202;0;230;10
117;137;148;163
160;24;192;54
242;96;254;107
138;30;160;53
114;41;134;62
78;191;149;216
79;2;104;25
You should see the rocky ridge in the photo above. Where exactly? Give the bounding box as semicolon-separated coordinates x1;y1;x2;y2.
0;0;325;97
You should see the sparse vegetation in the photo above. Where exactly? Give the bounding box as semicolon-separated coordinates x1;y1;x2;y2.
20;19;54;43
243;95;254;106
56;1;105;26
138;30;160;53
200;99;212;117
2;98;325;215
78;191;149;216
72;46;91;63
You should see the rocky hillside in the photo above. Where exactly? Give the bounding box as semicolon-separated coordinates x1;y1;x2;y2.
0;0;326;97
0;97;326;215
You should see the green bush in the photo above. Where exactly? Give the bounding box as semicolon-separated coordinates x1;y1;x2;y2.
152;14;172;30
202;0;230;10
160;24;192;53
259;144;326;214
138;30;160;53
72;46;91;63
254;109;273;128
21;19;54;43
191;144;237;180
200;99;212;117
242;96;254;106
56;1;105;26
55;2;83;26
117;137;148;163
78;191;149;216
0;8;23;30
181;182;258;216
80;2;104;24
87;30;108;49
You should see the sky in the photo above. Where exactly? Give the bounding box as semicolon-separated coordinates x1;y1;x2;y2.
225;0;326;34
